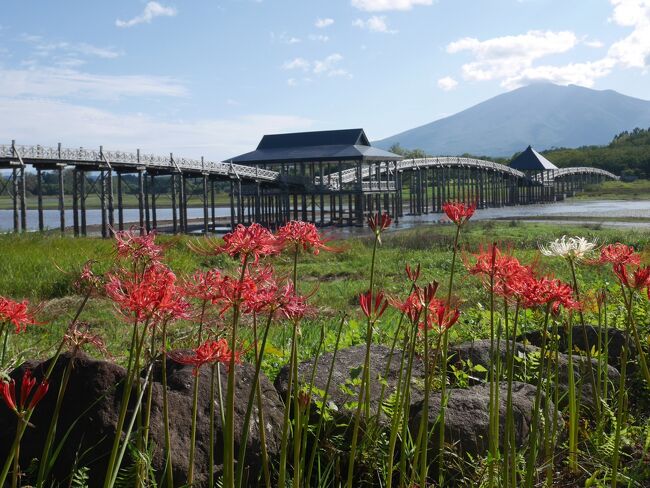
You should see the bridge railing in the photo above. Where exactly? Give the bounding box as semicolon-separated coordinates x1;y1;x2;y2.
0;143;281;182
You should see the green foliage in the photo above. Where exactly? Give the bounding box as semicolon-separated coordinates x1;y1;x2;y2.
542;127;650;178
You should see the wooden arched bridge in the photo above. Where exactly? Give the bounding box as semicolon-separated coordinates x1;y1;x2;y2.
0;133;618;236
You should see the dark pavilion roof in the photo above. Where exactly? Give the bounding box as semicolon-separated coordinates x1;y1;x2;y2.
227;128;403;164
509;146;558;171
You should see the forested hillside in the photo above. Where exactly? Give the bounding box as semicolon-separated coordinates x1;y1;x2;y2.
542;127;650;178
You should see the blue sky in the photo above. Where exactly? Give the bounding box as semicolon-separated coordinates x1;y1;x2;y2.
1;0;649;160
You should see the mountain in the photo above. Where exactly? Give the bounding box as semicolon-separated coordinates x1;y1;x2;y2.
375;83;650;157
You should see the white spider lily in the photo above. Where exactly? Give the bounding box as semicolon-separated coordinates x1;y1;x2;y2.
539;235;598;261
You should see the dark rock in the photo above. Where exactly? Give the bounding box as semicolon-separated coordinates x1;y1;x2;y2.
274;344;425;420
0;351;283;488
448;339;620;408
409;381;561;457
519;325;632;368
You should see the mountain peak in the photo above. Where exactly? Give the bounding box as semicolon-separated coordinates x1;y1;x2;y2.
376;84;650;157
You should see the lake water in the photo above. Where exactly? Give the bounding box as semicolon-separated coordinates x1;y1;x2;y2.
0;199;648;233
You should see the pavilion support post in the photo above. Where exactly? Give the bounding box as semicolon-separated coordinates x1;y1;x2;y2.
180;173;187;233
255;182;261;224
211;179;216;230
57;166;65;234
229;180;235;229
138;169;145;235
144;172;151;232
12;169;18;233
203;173;209;234
37;168;44;232
236;180;242;225
171;174;178;233
117;173;124;231
107;168;114;231
150;175;157;229
80;172;87;236
72;168;79;237
101;170;108;238
19;166;26;232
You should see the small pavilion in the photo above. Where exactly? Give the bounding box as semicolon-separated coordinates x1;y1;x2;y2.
509;145;559;202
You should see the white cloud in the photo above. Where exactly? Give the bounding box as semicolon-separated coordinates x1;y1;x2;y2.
20;34;122;60
116;2;177;28
437;76;458;91
353;16;397;33
309;34;329;42
607;0;650;68
283;53;351;77
0;67;187;100
351;0;433;12
447;30;578;83
282;57;311;71
315;18;334;28
0;98;314;161
443;1;650;89
584;39;605;48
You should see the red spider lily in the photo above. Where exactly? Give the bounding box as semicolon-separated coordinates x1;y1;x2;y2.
105;263;190;324
442;201;476;226
422;281;440;305
184;269;225;302
368;213;392;235
359;290;389;320
405;263;421;283
210;274;258;317
275;282;313;321
64;322;110;357
74;260;103;293
0;297;38;333
599;243;641;267
217;223;279;265
0;370;49;414
613;264;650;291
168;339;238;375
389;287;424;324
420;301;460;333
113;228;163;263
522;276;579;312
276;220;336;255
466;245;534;300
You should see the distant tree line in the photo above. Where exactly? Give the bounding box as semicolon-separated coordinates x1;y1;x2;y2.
389;127;650;179
541;127;650;178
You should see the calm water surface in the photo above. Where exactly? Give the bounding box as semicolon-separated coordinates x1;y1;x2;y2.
0;199;648;233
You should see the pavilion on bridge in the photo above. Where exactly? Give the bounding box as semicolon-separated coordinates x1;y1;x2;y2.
227;128;403;227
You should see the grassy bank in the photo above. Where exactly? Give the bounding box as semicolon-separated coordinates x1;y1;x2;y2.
575;178;650;200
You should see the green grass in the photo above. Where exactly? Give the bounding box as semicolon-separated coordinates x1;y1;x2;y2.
576;179;650;200
2;220;649;370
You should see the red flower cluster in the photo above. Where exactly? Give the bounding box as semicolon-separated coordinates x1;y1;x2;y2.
359;290;389;320
106;263;189;324
64;322;110;357
467;245;534;300
276;220;334;255
599;243;641;267
0;297;38;333
442;201;476;226
467;245;579;312
599;243;650;298
217;223;278;265
613;264;650;292
169;338;238;375
521;276;579;313
390;282;460;333
0;370;49;414
113;228;163;263
368;213;392;235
